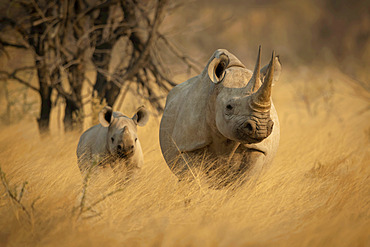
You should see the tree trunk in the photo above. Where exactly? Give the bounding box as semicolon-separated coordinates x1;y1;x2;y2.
92;42;120;106
63;98;80;132
29;13;53;135
35;60;52;135
37;85;52;134
104;80;121;106
92;0;144;107
64;64;84;132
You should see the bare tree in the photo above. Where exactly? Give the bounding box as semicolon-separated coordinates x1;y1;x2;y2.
0;11;55;134
90;0;198;111
0;0;199;133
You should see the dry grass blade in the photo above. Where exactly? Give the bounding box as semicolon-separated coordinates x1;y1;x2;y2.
80;187;124;215
0;166;31;221
170;137;205;194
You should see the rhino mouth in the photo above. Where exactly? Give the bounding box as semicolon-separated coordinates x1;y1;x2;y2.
117;151;134;159
244;144;267;155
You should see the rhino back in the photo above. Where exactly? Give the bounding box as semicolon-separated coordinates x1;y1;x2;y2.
77;124;108;161
160;76;196;163
160;73;214;167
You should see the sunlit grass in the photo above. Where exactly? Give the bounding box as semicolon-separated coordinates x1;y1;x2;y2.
0;68;369;246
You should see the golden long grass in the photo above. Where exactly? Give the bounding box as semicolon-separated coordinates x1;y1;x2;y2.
0;66;369;246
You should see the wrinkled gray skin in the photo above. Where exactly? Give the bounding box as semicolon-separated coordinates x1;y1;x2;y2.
77;106;149;180
159;47;282;187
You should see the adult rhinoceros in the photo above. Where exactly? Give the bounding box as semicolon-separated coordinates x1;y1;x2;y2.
159;47;281;187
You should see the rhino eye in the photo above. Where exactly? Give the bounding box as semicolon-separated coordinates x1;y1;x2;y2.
135;138;138;142
226;104;233;110
111;137;114;143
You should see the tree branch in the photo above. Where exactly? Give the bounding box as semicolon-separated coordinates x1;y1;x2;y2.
0;40;28;49
120;0;167;82
157;32;202;73
0;67;39;92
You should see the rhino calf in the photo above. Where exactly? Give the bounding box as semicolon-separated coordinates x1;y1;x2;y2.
159;46;282;187
77;106;149;181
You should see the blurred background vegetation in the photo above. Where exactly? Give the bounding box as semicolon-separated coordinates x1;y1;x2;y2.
0;0;369;134
0;2;369;246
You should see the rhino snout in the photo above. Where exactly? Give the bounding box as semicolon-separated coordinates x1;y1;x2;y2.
241;118;274;143
117;144;134;152
266;119;274;136
117;142;135;157
243;120;256;135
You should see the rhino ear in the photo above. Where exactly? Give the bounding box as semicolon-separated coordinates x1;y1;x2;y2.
260;55;282;85
132;106;149;127
207;52;230;84
99;106;113;127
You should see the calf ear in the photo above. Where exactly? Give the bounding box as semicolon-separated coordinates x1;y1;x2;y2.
132;106;149;127
99;106;113;127
260;55;282;85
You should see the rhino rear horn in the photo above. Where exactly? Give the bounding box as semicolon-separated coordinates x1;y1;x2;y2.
250;51;275;112
99;106;113;127
260;55;282;85
207;53;229;84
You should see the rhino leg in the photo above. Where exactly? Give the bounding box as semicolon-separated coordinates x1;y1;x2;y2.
170;146;264;189
77;147;93;174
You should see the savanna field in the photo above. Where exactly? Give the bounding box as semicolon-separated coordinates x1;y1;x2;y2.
0;67;369;246
1;0;369;246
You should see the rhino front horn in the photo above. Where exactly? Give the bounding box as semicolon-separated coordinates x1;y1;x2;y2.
244;45;262;93
250;51;275;112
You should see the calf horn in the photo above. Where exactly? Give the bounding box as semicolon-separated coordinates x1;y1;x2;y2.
244;45;262;93
250;51;275;112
